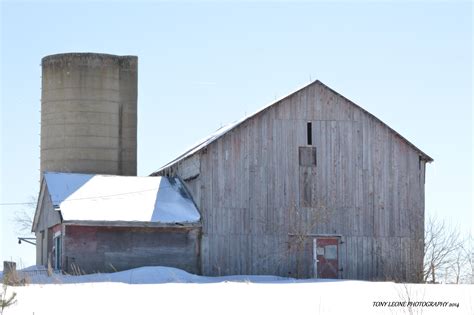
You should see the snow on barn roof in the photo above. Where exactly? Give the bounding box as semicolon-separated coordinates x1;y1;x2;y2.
43;172;200;224
152;80;432;174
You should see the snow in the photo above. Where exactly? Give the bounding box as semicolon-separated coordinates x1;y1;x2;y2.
44;173;95;206
152;177;201;223
43;173;200;223
4;266;473;315
16;265;288;285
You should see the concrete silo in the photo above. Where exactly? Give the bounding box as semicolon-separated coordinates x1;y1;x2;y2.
40;53;137;176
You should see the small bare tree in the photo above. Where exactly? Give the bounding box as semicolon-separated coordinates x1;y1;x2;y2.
460;236;474;284
446;246;467;284
423;216;463;283
287;202;333;278
13;196;36;235
252;202;332;278
443;235;473;284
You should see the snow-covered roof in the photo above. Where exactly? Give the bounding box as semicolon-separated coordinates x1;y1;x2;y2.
152;80;432;174
43;172;200;224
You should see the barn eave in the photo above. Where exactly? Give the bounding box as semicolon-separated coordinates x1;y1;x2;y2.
152;80;433;175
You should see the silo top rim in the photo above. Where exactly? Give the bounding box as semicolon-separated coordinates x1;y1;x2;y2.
42;52;137;64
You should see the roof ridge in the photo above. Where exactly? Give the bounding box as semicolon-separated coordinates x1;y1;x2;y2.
152;80;320;174
152;79;432;175
315;81;433;162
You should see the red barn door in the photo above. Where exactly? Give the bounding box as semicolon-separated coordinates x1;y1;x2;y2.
314;237;339;279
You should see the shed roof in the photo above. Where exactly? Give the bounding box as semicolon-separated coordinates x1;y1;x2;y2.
42;172;200;224
152;80;432;174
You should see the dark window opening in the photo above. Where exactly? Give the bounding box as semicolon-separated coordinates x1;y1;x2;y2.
307;122;312;145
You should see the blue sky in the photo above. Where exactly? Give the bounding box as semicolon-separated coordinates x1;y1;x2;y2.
1;1;472;267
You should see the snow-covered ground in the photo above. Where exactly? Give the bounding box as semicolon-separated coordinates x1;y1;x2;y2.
2;266;473;315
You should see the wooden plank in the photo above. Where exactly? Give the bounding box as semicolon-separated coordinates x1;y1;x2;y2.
150;82;427;281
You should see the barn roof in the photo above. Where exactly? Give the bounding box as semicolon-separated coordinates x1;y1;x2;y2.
152;80;432;174
40;172;200;224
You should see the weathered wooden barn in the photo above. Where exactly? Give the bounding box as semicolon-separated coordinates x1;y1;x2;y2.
32;172;201;274
153;80;432;282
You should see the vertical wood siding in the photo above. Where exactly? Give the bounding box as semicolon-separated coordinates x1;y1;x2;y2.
163;82;426;282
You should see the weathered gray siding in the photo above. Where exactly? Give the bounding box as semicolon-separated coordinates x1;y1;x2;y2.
159;81;427;282
63;225;201;274
34;184;61;265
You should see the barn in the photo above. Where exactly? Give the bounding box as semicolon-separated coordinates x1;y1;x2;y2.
152;80;432;282
31;53;432;282
32;172;201;274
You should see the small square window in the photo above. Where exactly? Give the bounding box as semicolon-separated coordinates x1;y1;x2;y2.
299;146;317;166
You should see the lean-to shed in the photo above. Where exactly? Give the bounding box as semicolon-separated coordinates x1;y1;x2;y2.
32;172;201;274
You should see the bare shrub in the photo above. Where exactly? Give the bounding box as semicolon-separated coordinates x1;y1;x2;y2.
423;216;464;283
